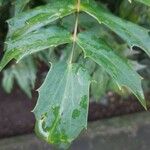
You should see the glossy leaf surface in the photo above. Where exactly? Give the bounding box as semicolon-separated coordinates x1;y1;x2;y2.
0;26;72;71
7;0;76;38
77;32;146;109
81;2;150;56
33;62;90;147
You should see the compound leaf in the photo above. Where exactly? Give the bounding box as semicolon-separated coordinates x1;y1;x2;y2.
33;62;90;148
77;32;146;109
81;2;150;57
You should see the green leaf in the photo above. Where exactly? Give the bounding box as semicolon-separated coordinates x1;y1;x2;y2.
0;0;6;6
2;69;14;93
91;67;110;101
134;0;150;6
2;57;37;97
33;62;90;148
0;0;2;6
0;26;72;71
7;0;76;38
77;31;146;109
13;0;31;15
80;2;150;57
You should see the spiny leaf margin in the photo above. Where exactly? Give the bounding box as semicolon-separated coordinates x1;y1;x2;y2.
76;31;146;109
33;62;90;148
80;1;150;57
0;26;72;71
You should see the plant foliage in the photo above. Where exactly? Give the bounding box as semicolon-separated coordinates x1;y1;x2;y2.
0;0;150;149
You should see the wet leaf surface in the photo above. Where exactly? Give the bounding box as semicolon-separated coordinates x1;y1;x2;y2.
77;31;146;109
33;62;90;148
81;2;150;56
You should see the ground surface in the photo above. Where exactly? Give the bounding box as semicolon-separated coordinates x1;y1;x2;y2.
0;112;150;150
0;85;149;138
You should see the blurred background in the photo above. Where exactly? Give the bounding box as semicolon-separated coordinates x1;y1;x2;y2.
0;0;150;149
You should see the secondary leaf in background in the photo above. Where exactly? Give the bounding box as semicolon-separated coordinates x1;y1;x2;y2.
81;2;150;57
2;57;37;97
0;26;72;71
13;0;31;15
36;48;54;66
77;32;146;109
7;0;76;38
91;67;110;101
2;69;14;93
0;0;7;6
134;0;150;6
120;0;150;28
33;62;90;148
0;0;2;6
